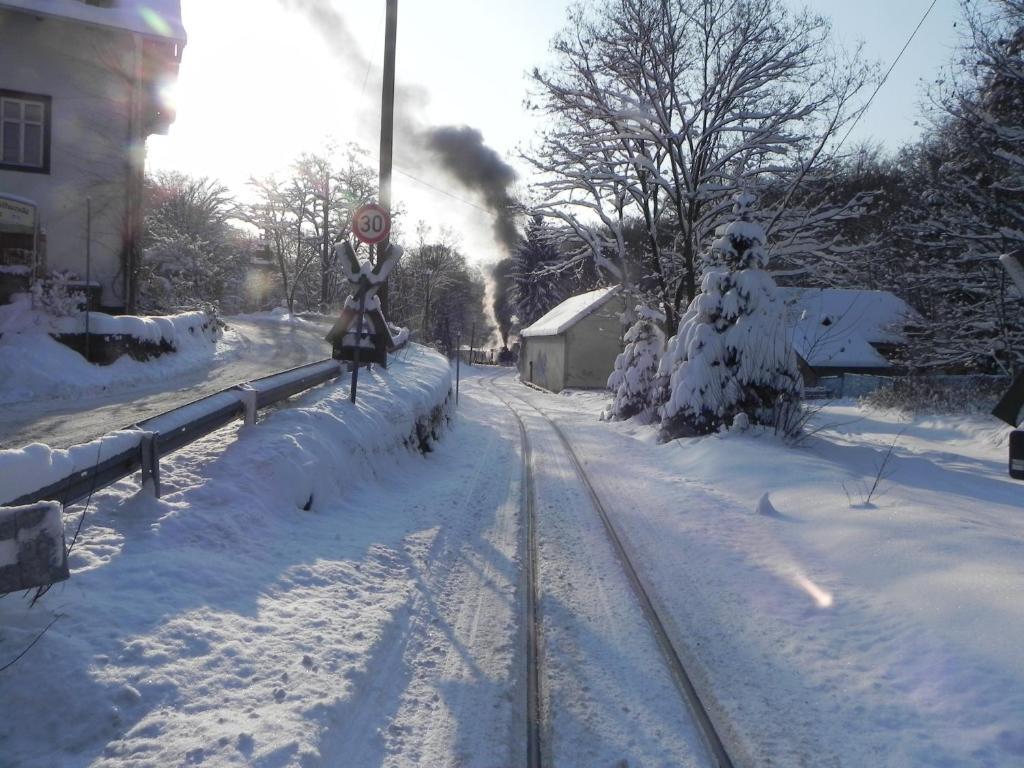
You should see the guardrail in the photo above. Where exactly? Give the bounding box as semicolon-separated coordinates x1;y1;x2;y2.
2;358;345;508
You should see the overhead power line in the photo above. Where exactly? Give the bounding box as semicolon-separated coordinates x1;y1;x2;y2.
834;0;940;153
393;167;495;214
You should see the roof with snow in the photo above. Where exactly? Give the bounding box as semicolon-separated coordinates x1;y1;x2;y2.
0;0;186;42
782;288;915;369
520;286;621;338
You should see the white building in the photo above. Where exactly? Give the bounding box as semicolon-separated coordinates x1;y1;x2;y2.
0;0;186;310
519;286;626;393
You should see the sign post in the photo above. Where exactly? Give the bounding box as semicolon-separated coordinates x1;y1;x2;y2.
349;283;369;404
346;203;392;402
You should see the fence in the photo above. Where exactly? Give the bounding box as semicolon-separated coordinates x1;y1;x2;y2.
1;358;345;509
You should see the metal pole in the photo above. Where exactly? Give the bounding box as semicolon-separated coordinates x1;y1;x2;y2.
456;331;461;405
469;322;476;367
85;197;92;363
350;286;368;404
377;0;398;316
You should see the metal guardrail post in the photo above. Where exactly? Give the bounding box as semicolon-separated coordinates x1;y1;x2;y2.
236;385;258;426
139;432;161;499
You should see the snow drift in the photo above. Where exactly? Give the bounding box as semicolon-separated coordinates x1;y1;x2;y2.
0;344;453;765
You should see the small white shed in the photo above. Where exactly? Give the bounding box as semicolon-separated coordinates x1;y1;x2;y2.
519;286;625;393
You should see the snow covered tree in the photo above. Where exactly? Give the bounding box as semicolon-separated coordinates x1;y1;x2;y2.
526;0;874;329
291;145;376;311
605;305;666;421
658;193;802;439
873;0;1024;374
141;172;248;312
513;215;568;327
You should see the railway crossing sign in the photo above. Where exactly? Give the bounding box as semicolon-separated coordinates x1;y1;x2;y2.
352;203;391;246
325;239;403;402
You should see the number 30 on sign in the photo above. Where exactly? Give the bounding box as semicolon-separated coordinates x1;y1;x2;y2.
352;203;391;245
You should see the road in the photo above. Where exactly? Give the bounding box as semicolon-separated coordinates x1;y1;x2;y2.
0;316;333;450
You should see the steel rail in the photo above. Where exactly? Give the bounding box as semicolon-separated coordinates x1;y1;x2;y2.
489;374;736;768
484;376;543;768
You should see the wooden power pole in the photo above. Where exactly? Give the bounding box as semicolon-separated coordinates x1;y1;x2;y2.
377;0;398;316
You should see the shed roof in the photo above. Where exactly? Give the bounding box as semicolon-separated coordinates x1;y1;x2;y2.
0;0;186;42
782;288;915;369
520;286;620;338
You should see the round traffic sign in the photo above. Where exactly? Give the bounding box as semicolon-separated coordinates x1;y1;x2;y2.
352;203;391;245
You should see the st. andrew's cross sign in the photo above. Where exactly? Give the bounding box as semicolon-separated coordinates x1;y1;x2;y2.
325;239;402;401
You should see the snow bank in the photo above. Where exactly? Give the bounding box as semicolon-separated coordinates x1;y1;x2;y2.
0;344;453;764
0;431;143;506
0;305;238;406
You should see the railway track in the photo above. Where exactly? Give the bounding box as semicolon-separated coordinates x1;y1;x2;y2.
484;374;735;768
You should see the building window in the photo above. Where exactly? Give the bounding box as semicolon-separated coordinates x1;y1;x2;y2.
0;91;51;174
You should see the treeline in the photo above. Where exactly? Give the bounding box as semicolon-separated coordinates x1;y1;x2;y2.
141;144;492;352
499;0;1024;376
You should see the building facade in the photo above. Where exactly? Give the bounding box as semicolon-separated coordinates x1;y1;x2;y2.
0;0;185;311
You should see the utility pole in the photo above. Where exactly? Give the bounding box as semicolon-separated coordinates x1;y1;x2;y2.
377;0;398;316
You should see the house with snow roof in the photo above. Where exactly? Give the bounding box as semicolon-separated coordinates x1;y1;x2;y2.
519;286;626;392
782;287;916;383
0;0;186;311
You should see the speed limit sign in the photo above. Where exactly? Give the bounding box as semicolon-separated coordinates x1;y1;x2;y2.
352;203;391;245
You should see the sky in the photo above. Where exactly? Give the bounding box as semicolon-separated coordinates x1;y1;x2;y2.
147;0;965;266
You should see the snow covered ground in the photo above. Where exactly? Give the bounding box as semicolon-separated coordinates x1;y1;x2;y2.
3;364;1021;767
0;312;333;450
0;345;464;767
519;384;1024;767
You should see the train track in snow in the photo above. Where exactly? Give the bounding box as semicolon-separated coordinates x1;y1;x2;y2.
484;373;735;768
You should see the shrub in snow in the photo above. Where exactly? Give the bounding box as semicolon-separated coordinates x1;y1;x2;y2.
605;305;666;421
31;273;85;317
658;193;802;438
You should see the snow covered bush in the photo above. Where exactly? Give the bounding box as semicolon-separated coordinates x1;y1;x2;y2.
605;305;665;421
30;273;86;317
658;193;802;439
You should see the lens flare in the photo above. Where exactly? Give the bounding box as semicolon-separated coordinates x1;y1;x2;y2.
139;7;173;38
791;571;834;608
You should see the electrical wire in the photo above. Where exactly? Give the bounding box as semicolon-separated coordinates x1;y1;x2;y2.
834;0;940;154
392;167;495;214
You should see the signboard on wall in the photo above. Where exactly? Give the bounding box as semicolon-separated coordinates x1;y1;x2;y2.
0;194;36;233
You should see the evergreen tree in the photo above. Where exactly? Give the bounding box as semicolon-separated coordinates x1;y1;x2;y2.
513;216;566;327
658;193;802;438
606;306;666;422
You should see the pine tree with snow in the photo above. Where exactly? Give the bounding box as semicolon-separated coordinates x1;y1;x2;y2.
514;215;566;327
658;193;802;438
606;306;666;422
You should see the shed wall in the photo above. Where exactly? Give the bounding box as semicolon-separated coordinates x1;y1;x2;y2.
564;298;624;389
521;335;566;393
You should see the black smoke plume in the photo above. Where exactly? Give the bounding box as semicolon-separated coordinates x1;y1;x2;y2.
490;257;517;345
420;126;520;255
